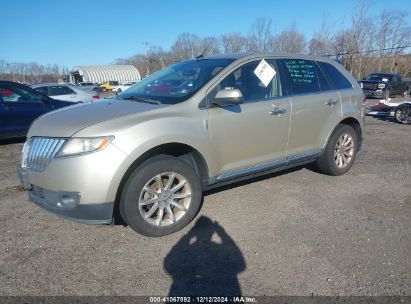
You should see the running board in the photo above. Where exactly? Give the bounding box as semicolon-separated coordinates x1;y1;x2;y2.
206;151;321;190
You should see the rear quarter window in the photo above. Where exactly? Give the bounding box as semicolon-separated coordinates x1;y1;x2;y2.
318;62;353;90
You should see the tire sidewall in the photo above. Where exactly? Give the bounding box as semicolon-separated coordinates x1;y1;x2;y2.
323;125;358;176
119;155;203;237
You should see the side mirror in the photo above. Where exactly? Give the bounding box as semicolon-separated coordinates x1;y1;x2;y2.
211;88;243;106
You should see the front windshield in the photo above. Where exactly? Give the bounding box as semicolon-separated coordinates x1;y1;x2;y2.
365;74;392;81
119;58;235;104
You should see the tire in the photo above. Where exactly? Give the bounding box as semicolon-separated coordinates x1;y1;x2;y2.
394;105;411;124
119;155;203;237
316;124;359;176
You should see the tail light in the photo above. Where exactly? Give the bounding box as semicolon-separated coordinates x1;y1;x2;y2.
92;95;100;99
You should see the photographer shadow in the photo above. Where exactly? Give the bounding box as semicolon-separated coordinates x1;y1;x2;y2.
164;216;246;297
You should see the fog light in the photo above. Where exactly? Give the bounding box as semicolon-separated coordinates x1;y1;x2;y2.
57;192;80;209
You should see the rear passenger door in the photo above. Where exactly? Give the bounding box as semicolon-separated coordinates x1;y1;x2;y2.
278;59;341;158
317;61;361;126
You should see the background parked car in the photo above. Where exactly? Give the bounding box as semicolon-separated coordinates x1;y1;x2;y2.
31;83;100;103
76;82;101;92
367;99;411;124
112;82;136;93
0;81;75;139
358;73;410;99
100;81;119;91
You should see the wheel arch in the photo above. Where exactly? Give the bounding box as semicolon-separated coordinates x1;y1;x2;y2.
112;142;209;224
323;117;363;153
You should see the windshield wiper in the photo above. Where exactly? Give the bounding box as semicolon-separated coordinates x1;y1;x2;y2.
121;95;162;105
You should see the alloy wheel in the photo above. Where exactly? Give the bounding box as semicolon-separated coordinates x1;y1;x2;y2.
138;172;192;227
334;133;355;169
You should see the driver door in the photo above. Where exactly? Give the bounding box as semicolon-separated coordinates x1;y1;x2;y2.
206;59;291;178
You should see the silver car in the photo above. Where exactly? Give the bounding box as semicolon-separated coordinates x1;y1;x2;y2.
18;53;364;236
31;83;100;103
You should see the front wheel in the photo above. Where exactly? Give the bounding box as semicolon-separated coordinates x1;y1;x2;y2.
394;105;411;124
119;155;203;237
316;124;359;176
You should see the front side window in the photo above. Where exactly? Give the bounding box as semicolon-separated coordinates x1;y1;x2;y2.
0;85;42;103
119;58;235;104
49;86;75;96
208;59;283;103
279;59;322;95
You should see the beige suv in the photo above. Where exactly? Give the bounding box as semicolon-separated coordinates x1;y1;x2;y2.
18;54;364;236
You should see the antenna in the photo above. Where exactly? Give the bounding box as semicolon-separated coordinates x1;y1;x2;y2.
195;48;207;59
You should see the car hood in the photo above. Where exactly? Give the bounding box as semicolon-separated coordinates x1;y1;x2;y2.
28;98;167;138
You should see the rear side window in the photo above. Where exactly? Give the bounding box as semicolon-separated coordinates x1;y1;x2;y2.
35;87;49;95
318;62;353;89
279;59;325;94
49;86;75;96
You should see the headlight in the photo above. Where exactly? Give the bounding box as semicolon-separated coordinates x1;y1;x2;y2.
378;83;386;89
56;136;114;157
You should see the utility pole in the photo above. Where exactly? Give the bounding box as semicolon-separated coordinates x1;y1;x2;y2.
143;42;150;77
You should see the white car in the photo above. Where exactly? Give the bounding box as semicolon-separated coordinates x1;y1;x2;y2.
31;83;100;103
367;98;411;124
112;82;136;93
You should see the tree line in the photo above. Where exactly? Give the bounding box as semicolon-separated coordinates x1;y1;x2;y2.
1;2;410;83
0;60;65;83
116;4;411;79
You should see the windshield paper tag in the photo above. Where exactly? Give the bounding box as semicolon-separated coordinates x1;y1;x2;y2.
254;59;276;87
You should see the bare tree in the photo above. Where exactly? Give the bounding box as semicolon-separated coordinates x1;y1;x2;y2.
271;23;306;54
171;33;202;60
248;17;272;52
374;10;411;72
308;18;334;56
220;33;247;53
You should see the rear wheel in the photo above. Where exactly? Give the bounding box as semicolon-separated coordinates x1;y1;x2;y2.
316;124;359;176
119;155;203;237
394;104;411;124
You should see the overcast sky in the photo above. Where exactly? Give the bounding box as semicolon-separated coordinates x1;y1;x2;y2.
1;0;410;68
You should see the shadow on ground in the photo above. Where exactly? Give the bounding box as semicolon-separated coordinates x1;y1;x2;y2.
164;216;246;296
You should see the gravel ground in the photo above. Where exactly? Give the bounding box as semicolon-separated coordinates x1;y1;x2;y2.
0;98;410;297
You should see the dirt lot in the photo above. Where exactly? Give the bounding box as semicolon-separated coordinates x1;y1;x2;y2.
0;98;410;297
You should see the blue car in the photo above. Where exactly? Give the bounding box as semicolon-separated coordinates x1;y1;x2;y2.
0;81;75;139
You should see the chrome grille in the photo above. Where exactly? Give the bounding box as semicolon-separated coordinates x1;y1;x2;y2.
362;83;377;90
23;138;66;172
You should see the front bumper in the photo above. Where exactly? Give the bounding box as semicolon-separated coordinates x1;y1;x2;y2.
29;184;114;224
17;141;133;224
18;166;115;224
363;89;385;98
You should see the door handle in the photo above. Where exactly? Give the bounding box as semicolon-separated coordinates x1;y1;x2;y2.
326;99;338;107
269;108;287;115
2;105;16;111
